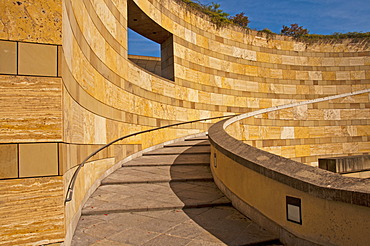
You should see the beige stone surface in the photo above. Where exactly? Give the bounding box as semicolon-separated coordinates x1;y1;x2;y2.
1;0;368;244
0;176;64;245
0;40;17;74
0;0;62;44
0;144;18;179
19;143;59;177
18;42;58;76
64;158;116;243
211;147;370;246
228;91;370;165
0;75;62;142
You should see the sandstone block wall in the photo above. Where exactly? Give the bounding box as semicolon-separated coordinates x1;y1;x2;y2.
0;0;369;244
0;1;65;244
227;92;370;166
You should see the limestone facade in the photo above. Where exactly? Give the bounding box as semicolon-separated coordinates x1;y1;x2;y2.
0;0;369;244
227;92;370;166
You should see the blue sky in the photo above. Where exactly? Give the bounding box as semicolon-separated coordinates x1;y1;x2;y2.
128;0;370;57
210;0;370;34
128;29;161;57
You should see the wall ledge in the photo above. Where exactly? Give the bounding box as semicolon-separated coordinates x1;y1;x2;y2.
212;169;322;246
208;119;370;208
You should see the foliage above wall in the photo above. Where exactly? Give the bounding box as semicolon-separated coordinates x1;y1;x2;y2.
281;24;309;38
180;0;370;43
279;24;370;43
229;12;250;29
301;32;370;41
180;0;248;28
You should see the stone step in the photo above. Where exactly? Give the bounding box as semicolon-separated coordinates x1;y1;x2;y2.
101;178;214;185
143;145;210;156
185;136;209;141
246;239;284;246
164;139;210;147
123;154;210;167
102;165;213;185
73;135;281;246
74;207;280;246
81;181;231;216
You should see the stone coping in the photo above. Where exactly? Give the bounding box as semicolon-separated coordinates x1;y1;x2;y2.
208;89;370;208
128;54;161;61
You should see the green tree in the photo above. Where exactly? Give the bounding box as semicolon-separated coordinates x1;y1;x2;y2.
181;0;232;27
229;12;250;28
281;24;309;38
203;2;231;26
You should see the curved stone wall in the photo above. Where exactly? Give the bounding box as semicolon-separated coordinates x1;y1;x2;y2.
208;90;370;245
226;91;370;166
0;0;369;244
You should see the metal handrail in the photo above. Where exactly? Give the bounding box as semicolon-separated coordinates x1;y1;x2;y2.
64;114;234;203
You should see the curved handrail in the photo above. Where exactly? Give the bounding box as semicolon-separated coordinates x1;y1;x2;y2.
65;114;234;203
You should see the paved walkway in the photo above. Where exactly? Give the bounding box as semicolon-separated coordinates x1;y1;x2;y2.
71;137;281;245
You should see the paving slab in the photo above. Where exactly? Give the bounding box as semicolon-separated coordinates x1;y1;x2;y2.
82;181;230;215
185;136;209;141
72;207;279;246
165;140;210;147
102;165;213;184
72;136;281;245
123;154;210;167
143;146;210;155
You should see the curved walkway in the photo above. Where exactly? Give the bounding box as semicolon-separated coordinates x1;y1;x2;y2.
71;137;281;245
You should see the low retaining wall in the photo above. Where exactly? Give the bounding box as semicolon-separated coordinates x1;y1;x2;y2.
208;91;370;246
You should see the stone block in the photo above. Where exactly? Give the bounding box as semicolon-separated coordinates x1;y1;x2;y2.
19;143;59;178
294;127;310;139
308;71;322;80
0;177;64;245
264;126;281;139
0;75;62;142
18;42;58;76
0;0;62;44
336;71;350;80
281;146;296;158
322;71;336;80
257;52;270;63
349;58;364;66
282;55;295;65
281;127;295;139
0;144;18;179
324;109;341;120
282;70;296;80
350;71;365;80
322;58;335;66
296;71;309;80
0;40;17;74
295;145;311;158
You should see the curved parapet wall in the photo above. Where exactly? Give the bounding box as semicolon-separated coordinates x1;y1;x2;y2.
208;90;370;246
226;91;370;166
0;0;369;244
